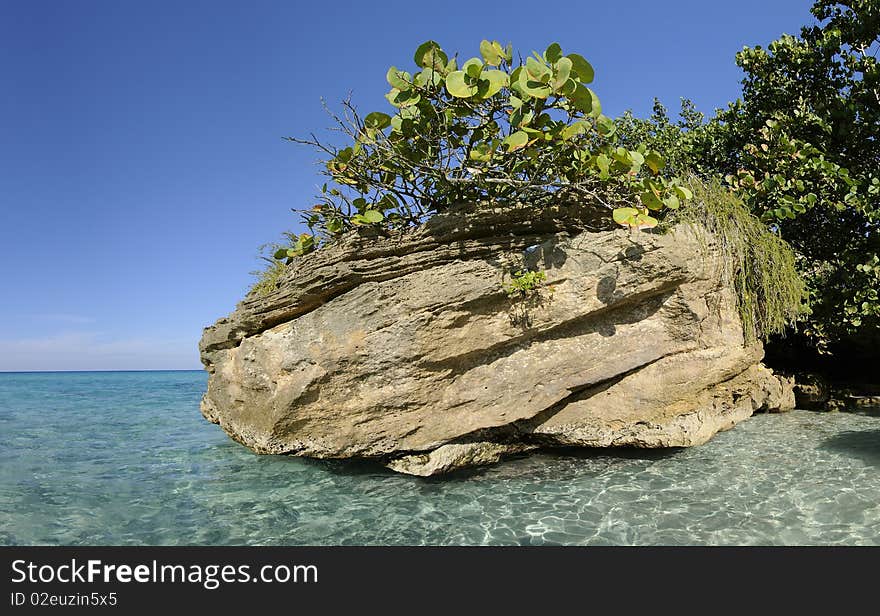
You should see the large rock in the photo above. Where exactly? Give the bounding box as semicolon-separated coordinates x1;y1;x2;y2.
199;204;794;475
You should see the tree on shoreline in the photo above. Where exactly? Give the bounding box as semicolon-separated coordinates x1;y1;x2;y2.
615;1;879;353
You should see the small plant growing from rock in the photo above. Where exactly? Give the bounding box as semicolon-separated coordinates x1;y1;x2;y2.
249;232;316;296
504;268;553;328
273;233;316;263
504;269;548;299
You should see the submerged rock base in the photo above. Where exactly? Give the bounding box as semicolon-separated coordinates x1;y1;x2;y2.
199;205;794;476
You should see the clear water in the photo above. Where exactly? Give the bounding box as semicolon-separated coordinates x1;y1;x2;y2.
1;370;879;546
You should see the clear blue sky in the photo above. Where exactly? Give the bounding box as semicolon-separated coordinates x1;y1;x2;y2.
1;0;814;371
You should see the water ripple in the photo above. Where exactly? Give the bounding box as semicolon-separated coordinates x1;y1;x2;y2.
1;371;879;545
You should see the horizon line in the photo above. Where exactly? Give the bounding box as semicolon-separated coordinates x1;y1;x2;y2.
0;368;204;374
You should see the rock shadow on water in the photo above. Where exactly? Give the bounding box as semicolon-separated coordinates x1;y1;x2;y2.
309;452;537;483
297;456;391;478
546;445;683;462
821;429;880;467
285;445;685;483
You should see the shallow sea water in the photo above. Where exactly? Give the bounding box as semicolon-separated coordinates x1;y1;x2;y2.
1;370;879;545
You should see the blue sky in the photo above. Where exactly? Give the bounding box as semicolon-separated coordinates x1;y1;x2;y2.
1;0;814;371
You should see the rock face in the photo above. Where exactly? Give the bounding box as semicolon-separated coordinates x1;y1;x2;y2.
199;204;794;476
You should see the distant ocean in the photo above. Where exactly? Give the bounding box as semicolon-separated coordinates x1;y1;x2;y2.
1;370;879;545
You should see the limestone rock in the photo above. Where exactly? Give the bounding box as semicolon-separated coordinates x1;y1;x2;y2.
199;204;793;475
385;442;537;477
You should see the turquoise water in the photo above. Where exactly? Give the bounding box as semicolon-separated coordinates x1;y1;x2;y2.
1;370;879;545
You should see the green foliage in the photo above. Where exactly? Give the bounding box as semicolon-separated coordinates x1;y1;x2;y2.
614;98;706;178
723;118;860;223
700;1;880;347
273;233;316;263
665;179;807;343
504;269;548;300
842;253;880;328
249;254;288;297
258;14;877;355
286;39;694;241
250;230;316;296
612;2;879;350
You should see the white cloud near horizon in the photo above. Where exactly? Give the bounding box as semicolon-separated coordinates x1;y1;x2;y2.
0;331;201;371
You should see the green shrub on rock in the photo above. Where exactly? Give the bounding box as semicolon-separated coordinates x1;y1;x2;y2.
286;39;694;239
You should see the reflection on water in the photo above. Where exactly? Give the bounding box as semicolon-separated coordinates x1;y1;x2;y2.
1;371;879;545
822;429;880;467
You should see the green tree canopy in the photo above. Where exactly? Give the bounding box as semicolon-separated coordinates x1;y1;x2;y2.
615;1;879;350
710;1;879;347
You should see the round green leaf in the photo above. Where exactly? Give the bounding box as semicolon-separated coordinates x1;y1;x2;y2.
629;150;645;170
559;77;577;96
544;42;563;64
386;66;412;91
414;41;448;72
552;57;572;92
361;210;384;223
596;153;611;177
389;88;421;108
525;56;551;81
634;213;659;228
462;57;484;78
445;71;478;98
326;218;343;234
587;88;602;117
415;68;443;88
524;82;552;98
478;69;509;98
469;141;494;162
480;40;503;66
385;88;402;107
673;185;693;201
640;191;664;211
645;151;665;174
503;130;529;152
566;53;594;83
596;115;616;136
663;194;681;210
569;84;599;115
613;207;638;225
561;120;588;141
363;112;391;130
518;68;552;99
